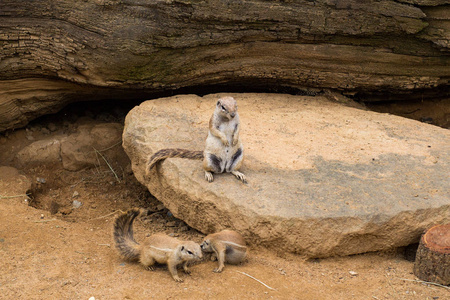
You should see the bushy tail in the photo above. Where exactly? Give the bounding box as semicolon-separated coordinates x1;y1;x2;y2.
113;209;141;261
147;148;204;172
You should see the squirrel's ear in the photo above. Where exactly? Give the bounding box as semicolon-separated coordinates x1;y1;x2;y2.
181;246;185;251
217;100;221;106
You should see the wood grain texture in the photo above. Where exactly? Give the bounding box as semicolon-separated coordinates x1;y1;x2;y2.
414;224;450;285
1;0;449;130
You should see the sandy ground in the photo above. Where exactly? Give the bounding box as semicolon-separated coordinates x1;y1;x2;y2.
0;99;449;299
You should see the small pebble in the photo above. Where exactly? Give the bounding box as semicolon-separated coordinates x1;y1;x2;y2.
36;177;46;184
72;191;79;198
166;221;177;227
47;123;57;132
89;297;96;300
349;271;358;276
73;200;83;209
40;214;44;219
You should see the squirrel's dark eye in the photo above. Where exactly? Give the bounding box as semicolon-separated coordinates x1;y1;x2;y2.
187;250;193;255
221;105;226;111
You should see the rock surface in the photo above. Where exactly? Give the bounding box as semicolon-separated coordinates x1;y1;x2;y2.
123;93;450;257
1;0;449;131
0;166;31;202
60;123;123;171
14;122;124;171
16;138;62;165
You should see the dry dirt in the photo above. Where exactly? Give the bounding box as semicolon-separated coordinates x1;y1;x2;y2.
0;100;449;299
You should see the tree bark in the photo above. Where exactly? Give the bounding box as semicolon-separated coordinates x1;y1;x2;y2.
413;224;450;286
1;0;449;131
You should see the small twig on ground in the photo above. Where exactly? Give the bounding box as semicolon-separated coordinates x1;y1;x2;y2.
96;140;122;152
90;210;123;220
98;244;111;247
236;271;276;291
94;149;102;175
147;211;164;217
397;278;450;290
57;169;89;186
119;165;125;183
403;108;421;115
385;274;399;299
33;219;58;223
93;147;121;183
0;194;30;199
58;176;85;187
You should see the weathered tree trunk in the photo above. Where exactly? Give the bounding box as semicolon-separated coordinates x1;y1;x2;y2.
1;0;449;131
413;224;450;286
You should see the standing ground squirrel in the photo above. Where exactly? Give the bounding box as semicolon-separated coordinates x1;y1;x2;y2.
200;230;248;273
146;96;247;183
113;209;203;282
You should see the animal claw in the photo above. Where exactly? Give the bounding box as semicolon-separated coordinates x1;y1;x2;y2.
205;171;214;182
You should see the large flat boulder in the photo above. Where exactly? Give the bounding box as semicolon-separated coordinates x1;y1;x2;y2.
122;94;450;257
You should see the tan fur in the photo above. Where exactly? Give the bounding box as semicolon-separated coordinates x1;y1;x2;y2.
203;96;246;183
146;148;203;175
114;209;203;282
146;96;246;183
200;230;247;273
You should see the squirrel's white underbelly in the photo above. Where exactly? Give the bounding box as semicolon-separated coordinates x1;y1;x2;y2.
204;133;242;173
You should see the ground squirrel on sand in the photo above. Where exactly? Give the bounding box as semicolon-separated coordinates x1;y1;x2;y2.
200;230;247;273
146;96;247;183
113;209;203;282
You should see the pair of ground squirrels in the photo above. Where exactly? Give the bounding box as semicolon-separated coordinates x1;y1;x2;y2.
146;96;247;183
113;210;247;281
